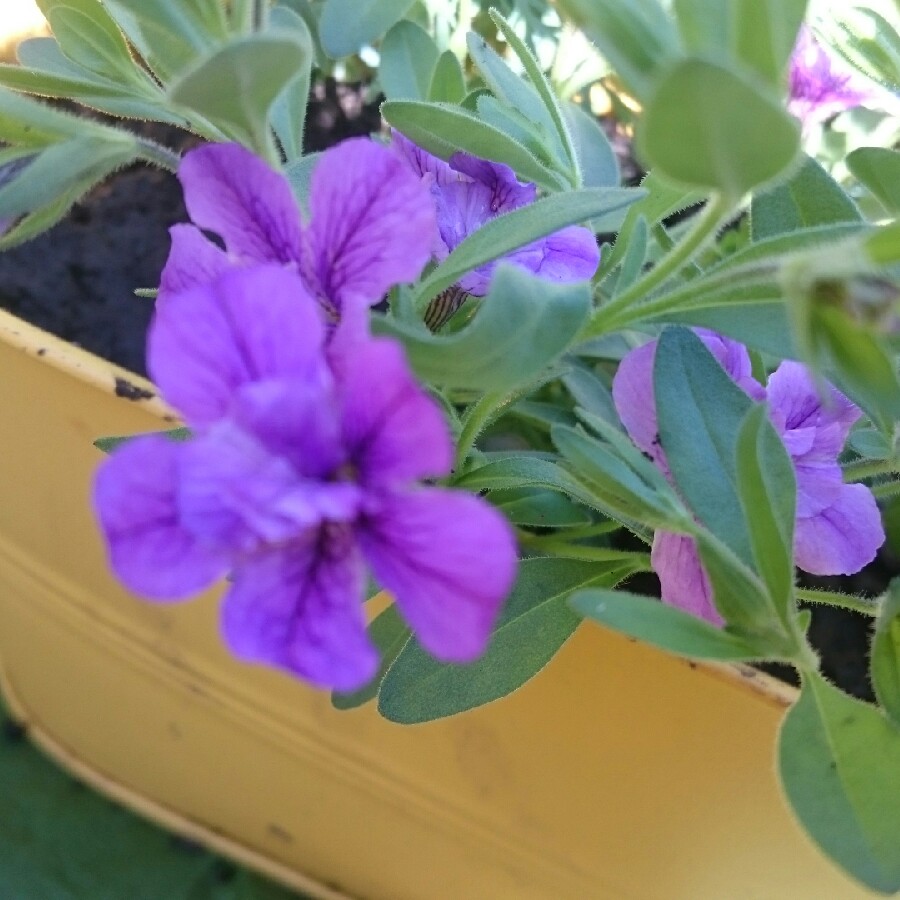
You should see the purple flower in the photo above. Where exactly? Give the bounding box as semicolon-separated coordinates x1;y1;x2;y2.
612;330;885;625
392;132;600;297
159;137;437;330
789;25;884;131
94;264;518;690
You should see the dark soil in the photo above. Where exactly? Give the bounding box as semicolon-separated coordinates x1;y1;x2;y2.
0;80;382;375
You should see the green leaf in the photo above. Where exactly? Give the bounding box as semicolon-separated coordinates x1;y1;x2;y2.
553;0;681;101
872;579;900;728
94;428;192;454
654;327;755;564
813;306;900;433
169;34;310;152
752;154;861;241
735;404;796;620
552;422;685;527
0;135;137;219
564;101;619;189
610;214;648;295
491;488;592;528
331;604;411;710
37;0;146;85
0;85;99;145
847;147;900;216
638;58;799;197
487;11;578;178
379;20;439;101
410;186;641;305
428;49;465;103
267;6;313;162
377;558;631;723
778;670;900;894
465;32;555;146
319;0;415;58
102;0;229;82
374;266;590;393
673;0;806;87
572;589;765;660
475;96;549;162
382;99;562;191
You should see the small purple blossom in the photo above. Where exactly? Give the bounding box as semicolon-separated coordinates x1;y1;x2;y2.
392;131;600;296
159;137;437;330
789;25;884;131
612;330;885;625
94;265;518;690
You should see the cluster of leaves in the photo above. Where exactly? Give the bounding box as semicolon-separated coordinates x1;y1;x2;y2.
4;0;900;892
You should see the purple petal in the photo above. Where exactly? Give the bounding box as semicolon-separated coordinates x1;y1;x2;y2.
93;436;228;599
392;130;457;185
148;265;325;426
505;225;600;283
610;340;666;468
179;143;302;264
358;488;517;662
221;532;378;691
766;360;859;464
305;138;437;312
612;331;764;474
334;336;453;486
651;530;722;626
158;224;230;303
178;420;360;552
449;153;536;213
793;463;844;519
794;482;885;575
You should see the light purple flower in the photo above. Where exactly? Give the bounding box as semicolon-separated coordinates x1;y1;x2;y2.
159;137;436;330
393;131;600;296
789;25;884;131
94;264;518;690
611;330;885;625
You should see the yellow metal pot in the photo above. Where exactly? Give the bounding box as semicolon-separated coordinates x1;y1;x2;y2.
0;308;877;898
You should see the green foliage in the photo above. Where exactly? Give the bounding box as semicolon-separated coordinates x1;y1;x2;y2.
872;580;900;727
637;58;800;197
847;147;900;215
378;557;633;723
319;0;416;58
572;589;767;660
779;671;900;894
374;266;591;393
752;155;861;240
94;428;193;455
379;20;440;101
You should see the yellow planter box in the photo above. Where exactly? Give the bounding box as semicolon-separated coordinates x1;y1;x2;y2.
0;308;878;898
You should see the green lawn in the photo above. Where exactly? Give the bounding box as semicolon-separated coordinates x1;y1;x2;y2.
0;698;304;899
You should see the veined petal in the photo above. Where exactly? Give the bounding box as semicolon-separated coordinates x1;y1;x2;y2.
158;224;230;303
795;482;885;575
149;266;325;426
178;143;303;264
307;138;437;312
449;153;536;213
221;529;377;691
358;488;517;662
766;360;859;464
334;336;452;485
651;530;722;626
392;130;457;185
505;225;600;283
178;422;360;552
93;436;228;599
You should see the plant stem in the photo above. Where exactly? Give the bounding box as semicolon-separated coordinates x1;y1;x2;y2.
136;138;181;173
873;479;900;500
845;457;900;481
517;532;651;567
453;391;509;472
797;586;879;616
582;192;734;339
